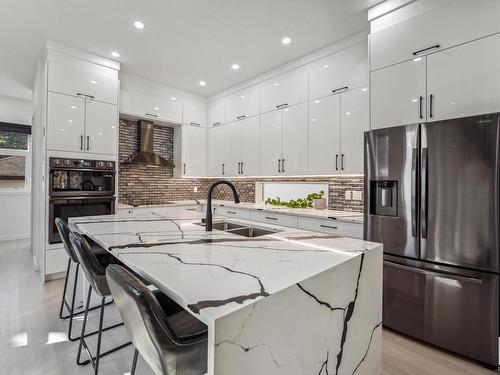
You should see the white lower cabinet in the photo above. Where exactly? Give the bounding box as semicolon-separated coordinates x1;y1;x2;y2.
427;33;500;122
371;58;426;130
340;87;369;174
297;216;363;239
249;210;299;228
181;124;206;177
308;95;341;174
85;100;117;155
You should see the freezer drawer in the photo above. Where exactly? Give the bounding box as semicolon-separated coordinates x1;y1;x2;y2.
384;258;499;366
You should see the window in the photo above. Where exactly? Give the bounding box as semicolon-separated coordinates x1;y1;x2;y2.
0;123;31;191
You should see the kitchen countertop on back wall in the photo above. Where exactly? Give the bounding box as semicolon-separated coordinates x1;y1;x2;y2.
117;200;364;224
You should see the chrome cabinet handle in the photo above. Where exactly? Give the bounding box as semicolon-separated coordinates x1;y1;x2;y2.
278;159;281;173
145;113;158;118
265;216;278;221
429;94;434;118
86;136;90;151
227;211;237;214
335;154;339;171
237;162;241;174
80;135;84;150
212;122;221;127
183;163;186;174
241;162;244;175
190;122;201;127
341;154;344;171
222;163;225;175
332;86;348;94
282;158;285;173
276;103;288;109
419;96;423;120
237;115;246;120
412;44;440;56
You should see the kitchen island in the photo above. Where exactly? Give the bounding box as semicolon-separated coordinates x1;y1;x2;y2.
70;206;382;375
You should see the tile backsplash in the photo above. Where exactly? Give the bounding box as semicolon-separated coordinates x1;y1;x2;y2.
118;118;364;211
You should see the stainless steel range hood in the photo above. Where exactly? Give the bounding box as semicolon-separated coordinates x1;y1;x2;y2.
126;120;174;167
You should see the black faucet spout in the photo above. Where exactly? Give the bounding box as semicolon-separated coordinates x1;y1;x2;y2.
205;180;240;231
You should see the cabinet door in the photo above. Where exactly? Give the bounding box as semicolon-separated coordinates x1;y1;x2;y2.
371;58;426;130
208;98;227;127
340;88;370;174
47;92;86;152
207;125;227;176
49;60;118;104
260;110;282;175
227;86;260;122
182;124;206;176
183;99;207;127
85;100;118;156
282;102;308;175
427;34;500;122
240;116;260;176
308;95;341;174
260;68;308;113
309;42;368;100
225;122;242;176
370;0;500;71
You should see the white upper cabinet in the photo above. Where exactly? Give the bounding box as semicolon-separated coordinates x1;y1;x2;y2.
281;102;308;175
182;99;207;127
370;0;500;71
227;86;260;122
225;122;242;176
309;42;368;100
181;124;206;177
47;92;86;152
260;110;282;176
240;116;260;176
208;98;227;127
371;58;426;130
308;95;341;175
340;87;369;174
85;100;118;155
48;60;118;104
427;33;500;122
260;68;308;113
207;125;227;177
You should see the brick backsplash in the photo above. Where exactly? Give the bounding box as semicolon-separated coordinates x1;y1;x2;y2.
118;118;364;211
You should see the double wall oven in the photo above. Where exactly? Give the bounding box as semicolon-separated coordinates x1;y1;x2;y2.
49;157;116;243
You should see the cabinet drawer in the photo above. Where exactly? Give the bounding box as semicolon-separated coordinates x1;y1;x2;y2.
214;206;251;220
370;0;500;71
49;60;118;104
297;217;363;239
250;210;298;228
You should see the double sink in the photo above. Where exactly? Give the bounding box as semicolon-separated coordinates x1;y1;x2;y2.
195;221;281;238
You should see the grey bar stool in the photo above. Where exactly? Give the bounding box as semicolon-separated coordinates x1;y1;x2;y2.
106;264;208;375
55;218;113;341
69;232;132;374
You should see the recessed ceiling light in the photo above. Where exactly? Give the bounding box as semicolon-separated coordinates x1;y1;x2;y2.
68;120;73;123
199;80;206;87
345;112;351;116
322;64;329;69
412;99;418;103
240;95;245;99
413;57;422;62
282;37;292;45
154;107;159;111
71;106;77;109
134;21;145;29
110;51;120;58
362;88;368;92
312;118;317;122
231;64;240;70
314;100;320;104
273;83;279;87
170;97;177;101
90;80;97;84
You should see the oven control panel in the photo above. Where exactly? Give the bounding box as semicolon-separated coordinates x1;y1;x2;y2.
50;157;115;170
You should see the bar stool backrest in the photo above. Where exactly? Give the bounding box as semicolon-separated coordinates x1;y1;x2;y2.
55;218;79;263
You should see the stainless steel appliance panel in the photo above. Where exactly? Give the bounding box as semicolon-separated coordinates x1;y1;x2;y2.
384;256;499;366
421;114;500;272
365;124;420;258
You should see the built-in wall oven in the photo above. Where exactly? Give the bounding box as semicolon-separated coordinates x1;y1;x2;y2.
48;157;116;243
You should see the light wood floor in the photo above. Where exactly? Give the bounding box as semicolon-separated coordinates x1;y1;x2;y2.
0;239;497;374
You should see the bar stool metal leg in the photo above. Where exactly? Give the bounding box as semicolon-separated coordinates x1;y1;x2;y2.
77;285;132;373
130;349;139;375
59;258;73;320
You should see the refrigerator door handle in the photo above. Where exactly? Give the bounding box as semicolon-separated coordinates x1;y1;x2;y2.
411;148;418;237
385;260;483;285
421;147;428;239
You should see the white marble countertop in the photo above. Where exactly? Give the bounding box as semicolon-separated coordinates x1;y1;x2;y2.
70;207;377;325
118;200;364;224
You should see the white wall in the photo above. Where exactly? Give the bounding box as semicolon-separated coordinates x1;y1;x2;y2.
0;94;33;241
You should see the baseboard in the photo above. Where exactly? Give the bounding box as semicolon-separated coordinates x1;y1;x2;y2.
45;271;66;281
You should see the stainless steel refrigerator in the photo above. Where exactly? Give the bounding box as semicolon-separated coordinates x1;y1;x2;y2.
364;113;500;367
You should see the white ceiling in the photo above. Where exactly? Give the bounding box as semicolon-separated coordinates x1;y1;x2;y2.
0;0;382;99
